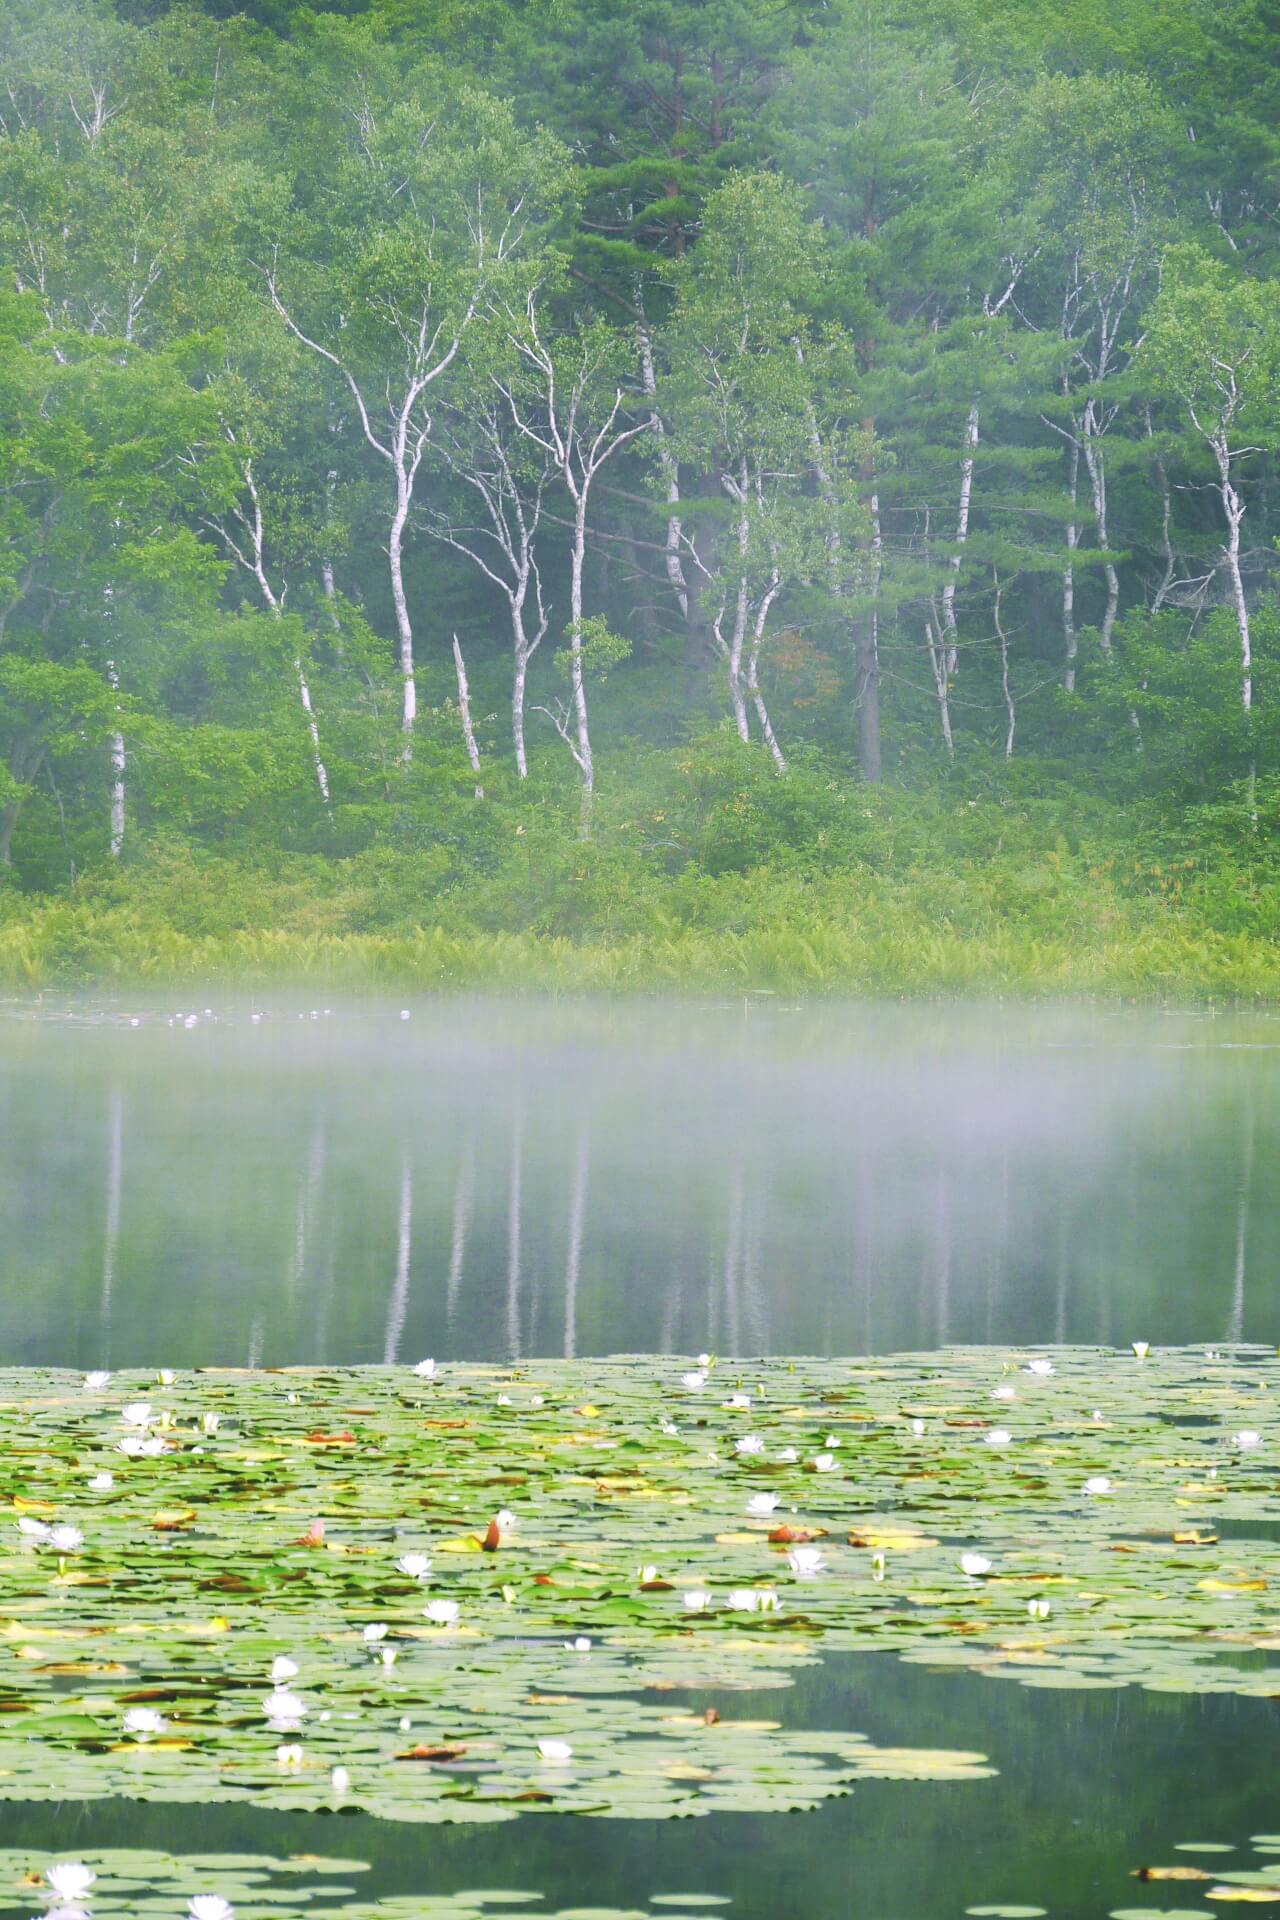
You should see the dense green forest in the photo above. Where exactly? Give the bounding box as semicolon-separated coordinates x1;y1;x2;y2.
3;0;1280;992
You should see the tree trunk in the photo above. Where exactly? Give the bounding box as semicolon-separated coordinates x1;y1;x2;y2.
389;477;416;739
941;404;979;674
1062;434;1080;692
512;641;529;779
568;496;594;824
854;484;883;782
1081;401;1118;651
1217;444;1251;710
452;633;483;796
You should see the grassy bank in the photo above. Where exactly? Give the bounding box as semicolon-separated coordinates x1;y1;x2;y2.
3;757;1278;1001
2;877;1278;1001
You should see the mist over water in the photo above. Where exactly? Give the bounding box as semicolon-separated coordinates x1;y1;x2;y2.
1;997;1275;1367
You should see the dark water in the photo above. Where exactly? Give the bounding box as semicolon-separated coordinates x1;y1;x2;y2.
6;1656;1277;1918
2;996;1278;1917
1;997;1278;1367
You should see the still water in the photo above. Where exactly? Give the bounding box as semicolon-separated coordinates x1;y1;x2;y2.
1;996;1278;1366
2;996;1278;1917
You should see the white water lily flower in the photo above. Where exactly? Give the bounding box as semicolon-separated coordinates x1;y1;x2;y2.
495;1509;516;1531
1027;1597;1052;1620
263;1689;307;1723
640;1564;659;1583
1084;1476;1111;1495
157;1370;176;1387
697;1353;711;1368
1091;1410;1105;1423
88;1472;113;1491
565;1636;591;1652
380;1646;397;1667
531;1395;544;1408
910;1418;926;1436
660;1421;679;1437
984;1428;1012;1448
362;1623;388;1643
399;1716;412;1732
991;1385;1016;1402
787;1546;825;1576
746;1492;780;1516
413;1359;437;1379
725;1393;751;1410
759;1591;781;1613
116;1433;165;1457
201;1412;221;1435
83;1371;110;1392
775;1446;798;1463
537;1737;573;1764
1233;1429;1262;1449
46;1866;95;1904
496;1394;512;1407
17;1517;49;1542
812;1453;836;1472
424;1598;460;1626
189;1898;235;1920
275;1742;304;1766
735;1435;764;1456
682;1590;712;1612
121;1403;152;1428
331;1767;351;1795
959;1552;992;1577
1131;1340;1150;1359
823;1435;842;1449
124;1706;166;1739
1025;1359;1055;1377
270;1656;299;1684
681;1371;707;1392
397;1554;431;1581
49;1525;83;1553
728;1589;762;1611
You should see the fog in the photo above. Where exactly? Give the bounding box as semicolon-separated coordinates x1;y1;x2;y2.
1;998;1274;1366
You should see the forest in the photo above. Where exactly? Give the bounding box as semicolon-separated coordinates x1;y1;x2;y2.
3;0;1280;993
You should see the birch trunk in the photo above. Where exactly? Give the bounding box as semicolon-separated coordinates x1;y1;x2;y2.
1080;399;1118;651
107;659;125;858
452;633;483;796
854;487;883;781
1062;433;1080;692
388;476;417;736
1216;441;1252;710
941;404;979;674
568;496;594;827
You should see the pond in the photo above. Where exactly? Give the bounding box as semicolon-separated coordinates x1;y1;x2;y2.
2;998;1278;1366
1;998;1278;1920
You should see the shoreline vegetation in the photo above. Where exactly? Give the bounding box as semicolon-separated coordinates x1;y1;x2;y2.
3;782;1278;1001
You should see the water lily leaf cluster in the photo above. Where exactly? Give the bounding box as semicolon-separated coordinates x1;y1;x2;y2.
0;1347;1277;1824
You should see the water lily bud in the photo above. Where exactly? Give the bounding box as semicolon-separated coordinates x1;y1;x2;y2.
959;1552;992;1578
1131;1341;1150;1359
910;1419;925;1436
331;1766;351;1795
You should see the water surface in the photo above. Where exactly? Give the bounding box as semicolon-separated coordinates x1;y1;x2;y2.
1;997;1276;1366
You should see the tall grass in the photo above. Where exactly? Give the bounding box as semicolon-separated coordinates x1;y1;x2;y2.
2;893;1278;1001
